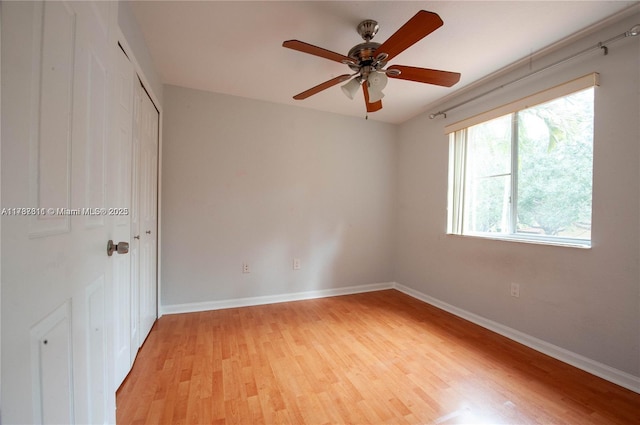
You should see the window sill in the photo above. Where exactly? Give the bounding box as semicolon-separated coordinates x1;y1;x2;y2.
447;232;591;249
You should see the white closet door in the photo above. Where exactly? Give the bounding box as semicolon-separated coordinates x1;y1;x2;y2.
137;79;159;344
129;66;141;364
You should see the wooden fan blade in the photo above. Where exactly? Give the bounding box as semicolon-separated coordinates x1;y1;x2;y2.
387;65;461;87
375;11;443;62
362;83;383;112
293;74;352;100
283;40;353;64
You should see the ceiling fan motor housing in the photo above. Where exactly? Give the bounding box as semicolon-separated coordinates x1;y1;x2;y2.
347;41;387;73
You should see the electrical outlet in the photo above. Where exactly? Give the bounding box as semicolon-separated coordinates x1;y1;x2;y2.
510;282;520;298
242;262;250;274
293;258;301;270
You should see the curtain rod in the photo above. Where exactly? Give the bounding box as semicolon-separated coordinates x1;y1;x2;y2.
429;24;640;119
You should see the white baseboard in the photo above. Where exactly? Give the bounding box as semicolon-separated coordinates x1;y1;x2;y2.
160;280;639;394
393;282;640;394
160;282;395;316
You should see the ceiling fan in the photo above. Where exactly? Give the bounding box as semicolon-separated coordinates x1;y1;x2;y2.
282;10;461;113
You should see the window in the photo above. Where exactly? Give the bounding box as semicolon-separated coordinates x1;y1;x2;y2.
447;74;597;247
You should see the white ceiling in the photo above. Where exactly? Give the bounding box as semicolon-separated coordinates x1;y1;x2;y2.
130;1;637;124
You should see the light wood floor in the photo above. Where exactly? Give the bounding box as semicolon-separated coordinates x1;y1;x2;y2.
116;290;640;424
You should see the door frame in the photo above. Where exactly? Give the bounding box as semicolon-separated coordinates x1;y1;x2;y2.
116;30;163;322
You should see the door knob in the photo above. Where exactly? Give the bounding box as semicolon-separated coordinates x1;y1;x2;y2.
146;230;151;234
134;235;140;240
107;240;129;256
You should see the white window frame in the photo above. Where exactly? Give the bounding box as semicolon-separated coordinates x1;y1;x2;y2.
446;73;599;248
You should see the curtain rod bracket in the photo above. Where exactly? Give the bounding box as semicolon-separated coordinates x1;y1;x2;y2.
599;42;609;55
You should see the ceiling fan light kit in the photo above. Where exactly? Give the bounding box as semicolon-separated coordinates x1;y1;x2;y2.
282;10;461;114
341;77;362;100
366;71;388;103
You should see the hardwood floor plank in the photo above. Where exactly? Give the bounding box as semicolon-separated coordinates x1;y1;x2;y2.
117;290;640;424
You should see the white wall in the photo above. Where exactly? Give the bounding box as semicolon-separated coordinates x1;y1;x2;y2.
161;85;397;308
396;13;640;377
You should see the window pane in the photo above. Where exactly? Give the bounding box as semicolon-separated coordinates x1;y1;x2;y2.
516;88;593;240
466;114;512;177
464;175;511;233
463;114;512;234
